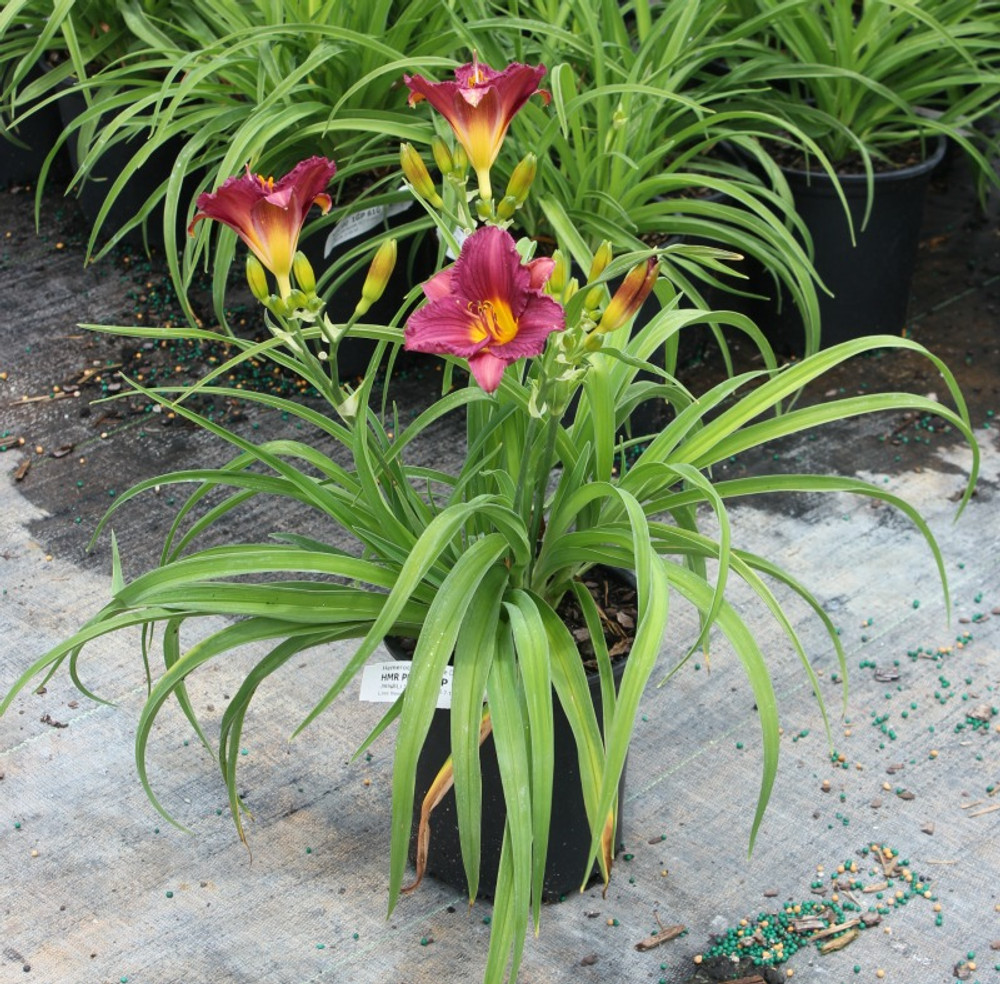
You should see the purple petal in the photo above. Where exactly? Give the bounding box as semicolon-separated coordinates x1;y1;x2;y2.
422;265;456;302
467;351;508;392
405;298;485;358
453;226;529;314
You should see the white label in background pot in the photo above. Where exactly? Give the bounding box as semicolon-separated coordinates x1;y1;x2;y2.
323;199;413;256
359;661;453;709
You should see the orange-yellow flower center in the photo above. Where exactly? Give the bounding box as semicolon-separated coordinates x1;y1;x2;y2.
256;174;275;191
467;52;488;87
469;298;518;345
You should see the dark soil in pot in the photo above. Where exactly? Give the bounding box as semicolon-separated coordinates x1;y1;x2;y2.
402;567;637;901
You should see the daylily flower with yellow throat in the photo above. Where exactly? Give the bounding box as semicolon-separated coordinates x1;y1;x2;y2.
405;226;564;393
188;156;337;298
405;59;548;202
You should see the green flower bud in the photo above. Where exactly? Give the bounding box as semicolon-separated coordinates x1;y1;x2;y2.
547;249;568;295
355;238;397;316
451;143;468;176
588;241;613;283
584;285;605;312
431;137;454;177
495;194;519;221
504;153;537;205
285;288;308;311
400;143;443;207
246;254;269;303
292;250;316;294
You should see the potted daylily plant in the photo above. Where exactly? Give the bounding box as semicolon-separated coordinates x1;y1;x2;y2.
714;0;1000;347
1;57;980;984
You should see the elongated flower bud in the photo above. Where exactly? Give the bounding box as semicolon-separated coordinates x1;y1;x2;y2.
451;143;468;177
292;250;316;293
355;238;398;316
504;153;536;205
597;257;659;333
400;143;443;207
584;285;604;313
547;249;568;295
495;194;519;221
431;136;454;177
588;241;613;282
246;254;270;303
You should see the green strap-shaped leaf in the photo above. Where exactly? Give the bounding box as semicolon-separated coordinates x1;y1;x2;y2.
294;497;522;739
483;634;531;984
504;590;554;929
387;534;510;910
451;567;508;901
535;600;605;882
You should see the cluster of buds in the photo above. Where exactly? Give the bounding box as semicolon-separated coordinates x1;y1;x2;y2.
245;251;324;320
401;138;537;230
545;241;661;349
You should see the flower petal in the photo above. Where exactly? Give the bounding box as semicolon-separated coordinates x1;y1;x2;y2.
188;168;265;238
490;291;564;360
422;265;456;302
467;350;508;393
405;298;487;358
272;156;338;224
453;226;529;315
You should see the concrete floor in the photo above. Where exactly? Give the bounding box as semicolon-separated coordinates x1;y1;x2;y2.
1;154;998;984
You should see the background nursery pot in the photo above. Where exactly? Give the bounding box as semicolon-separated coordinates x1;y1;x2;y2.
740;139;948;353
0;60;66;188
406;568;634;900
57;80;199;250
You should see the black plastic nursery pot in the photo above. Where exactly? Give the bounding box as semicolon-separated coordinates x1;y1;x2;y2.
409;655;628;902
740;138;947;354
57;84;199;250
400;569;634;902
0;62;68;189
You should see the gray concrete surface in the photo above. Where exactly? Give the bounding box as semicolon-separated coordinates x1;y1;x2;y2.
2;162;999;984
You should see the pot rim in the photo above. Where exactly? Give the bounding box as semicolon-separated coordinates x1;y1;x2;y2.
780;134;948;187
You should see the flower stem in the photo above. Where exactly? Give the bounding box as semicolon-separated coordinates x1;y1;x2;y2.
526;413;560;583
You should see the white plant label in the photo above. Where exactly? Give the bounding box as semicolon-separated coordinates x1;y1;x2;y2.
322;199;413;256
441;224;469;260
359;661;453;709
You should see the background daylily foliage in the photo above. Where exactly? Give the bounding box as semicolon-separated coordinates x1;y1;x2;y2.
1;52;981;984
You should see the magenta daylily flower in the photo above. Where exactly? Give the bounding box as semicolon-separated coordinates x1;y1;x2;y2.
188;156;337;295
405;226;564;392
405;58;548;200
